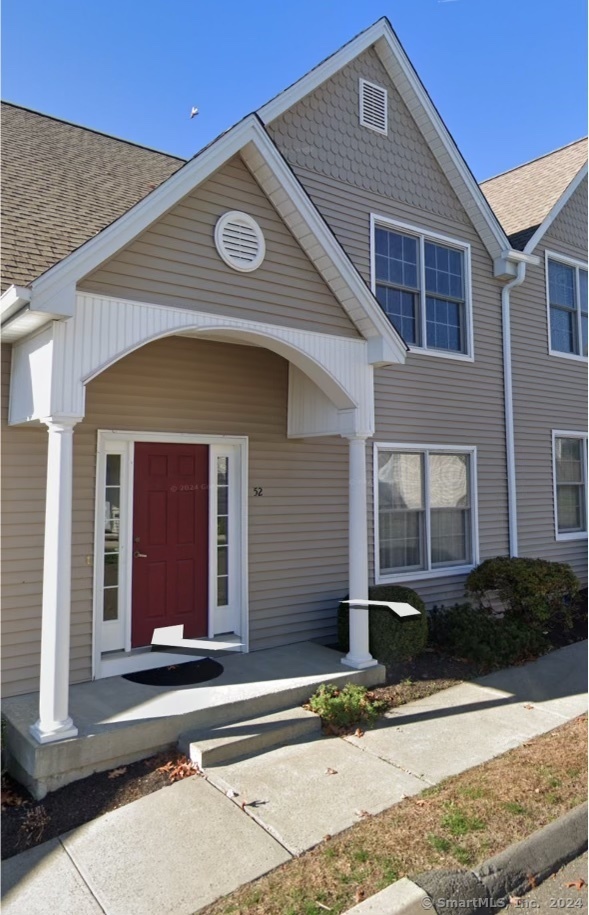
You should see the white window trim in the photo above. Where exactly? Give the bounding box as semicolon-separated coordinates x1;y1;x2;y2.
373;442;479;585
546;251;588;362
551;429;588;542
359;78;388;135
92;430;249;679
370;214;474;361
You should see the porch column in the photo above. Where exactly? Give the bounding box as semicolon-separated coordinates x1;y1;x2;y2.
342;435;377;669
30;417;79;744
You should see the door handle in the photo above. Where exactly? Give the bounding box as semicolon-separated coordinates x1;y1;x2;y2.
134;551;147;558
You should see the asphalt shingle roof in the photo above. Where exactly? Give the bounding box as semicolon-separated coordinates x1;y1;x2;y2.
480;138;588;250
2;102;586;293
1;102;185;292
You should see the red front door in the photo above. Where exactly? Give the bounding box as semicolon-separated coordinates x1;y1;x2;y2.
131;442;209;648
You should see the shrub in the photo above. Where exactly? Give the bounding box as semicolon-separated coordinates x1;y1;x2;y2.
307;682;387;730
429;602;548;669
466;557;579;633
338;585;428;663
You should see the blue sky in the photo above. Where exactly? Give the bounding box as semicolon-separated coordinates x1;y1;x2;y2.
2;0;586;180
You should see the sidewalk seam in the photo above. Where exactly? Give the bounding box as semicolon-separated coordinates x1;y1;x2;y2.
340;735;436;786
59;838;109;915
203;771;297;858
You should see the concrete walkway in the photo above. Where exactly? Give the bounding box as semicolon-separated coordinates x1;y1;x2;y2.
2;641;586;915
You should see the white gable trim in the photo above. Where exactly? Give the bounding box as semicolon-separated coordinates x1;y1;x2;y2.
23;116;405;363
258;17;510;262
523;163;588;255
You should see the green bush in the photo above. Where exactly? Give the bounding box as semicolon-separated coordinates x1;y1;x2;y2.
338;585;428;663
307;682;387;730
466;557;579;633
429;602;548;669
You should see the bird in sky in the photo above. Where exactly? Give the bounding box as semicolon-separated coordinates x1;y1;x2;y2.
190;106;199;118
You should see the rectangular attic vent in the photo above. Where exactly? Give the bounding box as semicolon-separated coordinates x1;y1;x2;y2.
359;79;388;135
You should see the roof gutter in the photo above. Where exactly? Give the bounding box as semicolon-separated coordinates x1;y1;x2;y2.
0;285;31;323
502;261;527;557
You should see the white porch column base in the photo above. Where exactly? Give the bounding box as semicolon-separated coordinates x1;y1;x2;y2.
342;435;377;670
30;417;80;744
29;718;79;744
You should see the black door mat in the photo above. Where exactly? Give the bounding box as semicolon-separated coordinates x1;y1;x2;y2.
122;658;224;687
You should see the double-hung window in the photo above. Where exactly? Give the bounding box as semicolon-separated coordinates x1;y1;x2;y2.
552;432;588;540
372;217;472;357
375;444;478;581
547;254;588;358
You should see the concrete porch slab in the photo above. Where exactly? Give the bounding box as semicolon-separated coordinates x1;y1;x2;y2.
206;732;427;855
2;642;385;798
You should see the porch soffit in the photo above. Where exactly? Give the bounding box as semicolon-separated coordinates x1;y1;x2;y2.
9;292;376;437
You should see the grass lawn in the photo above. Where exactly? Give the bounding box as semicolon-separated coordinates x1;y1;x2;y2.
199;714;587;915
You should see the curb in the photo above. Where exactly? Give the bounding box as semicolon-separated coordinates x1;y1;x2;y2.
344;803;588;915
414;802;588;915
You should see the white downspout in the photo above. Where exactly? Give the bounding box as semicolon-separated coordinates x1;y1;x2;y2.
502;262;526;557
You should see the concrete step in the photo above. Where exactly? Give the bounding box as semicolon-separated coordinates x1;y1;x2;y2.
3;642;385;798
179;705;321;767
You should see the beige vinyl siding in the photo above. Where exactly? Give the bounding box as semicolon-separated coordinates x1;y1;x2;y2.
510;183;588;582
70;335;347;689
1;344;47;697
80;155;358;339
3;334;349;698
269;53;508;609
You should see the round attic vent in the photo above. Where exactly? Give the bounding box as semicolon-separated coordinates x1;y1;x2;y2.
214;211;266;272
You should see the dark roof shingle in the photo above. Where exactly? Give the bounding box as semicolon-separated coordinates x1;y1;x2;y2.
480;138;587;249
1;102;185;291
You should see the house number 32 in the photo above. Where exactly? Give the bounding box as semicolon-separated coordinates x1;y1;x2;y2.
253;487;263;497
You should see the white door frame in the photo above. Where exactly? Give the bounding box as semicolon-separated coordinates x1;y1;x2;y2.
92;430;249;679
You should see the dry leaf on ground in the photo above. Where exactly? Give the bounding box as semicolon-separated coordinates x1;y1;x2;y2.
1;788;28;809
156;758;199;783
107;767;127;779
566;879;586;890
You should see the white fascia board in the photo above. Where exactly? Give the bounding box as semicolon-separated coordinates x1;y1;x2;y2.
29;118;262;312
258;19;387;123
0;285;31;321
523;163;588;255
258;17;510;262
26;113;406;362
249;128;407;361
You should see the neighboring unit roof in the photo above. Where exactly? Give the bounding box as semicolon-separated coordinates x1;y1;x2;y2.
1;102;184;292
480;138;588;250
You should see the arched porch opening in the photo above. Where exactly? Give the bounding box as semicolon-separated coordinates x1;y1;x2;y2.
17;294;377;744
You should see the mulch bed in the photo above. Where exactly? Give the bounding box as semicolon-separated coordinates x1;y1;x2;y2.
1;751;201;860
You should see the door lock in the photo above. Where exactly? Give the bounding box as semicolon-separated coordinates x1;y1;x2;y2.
134;551;147;558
